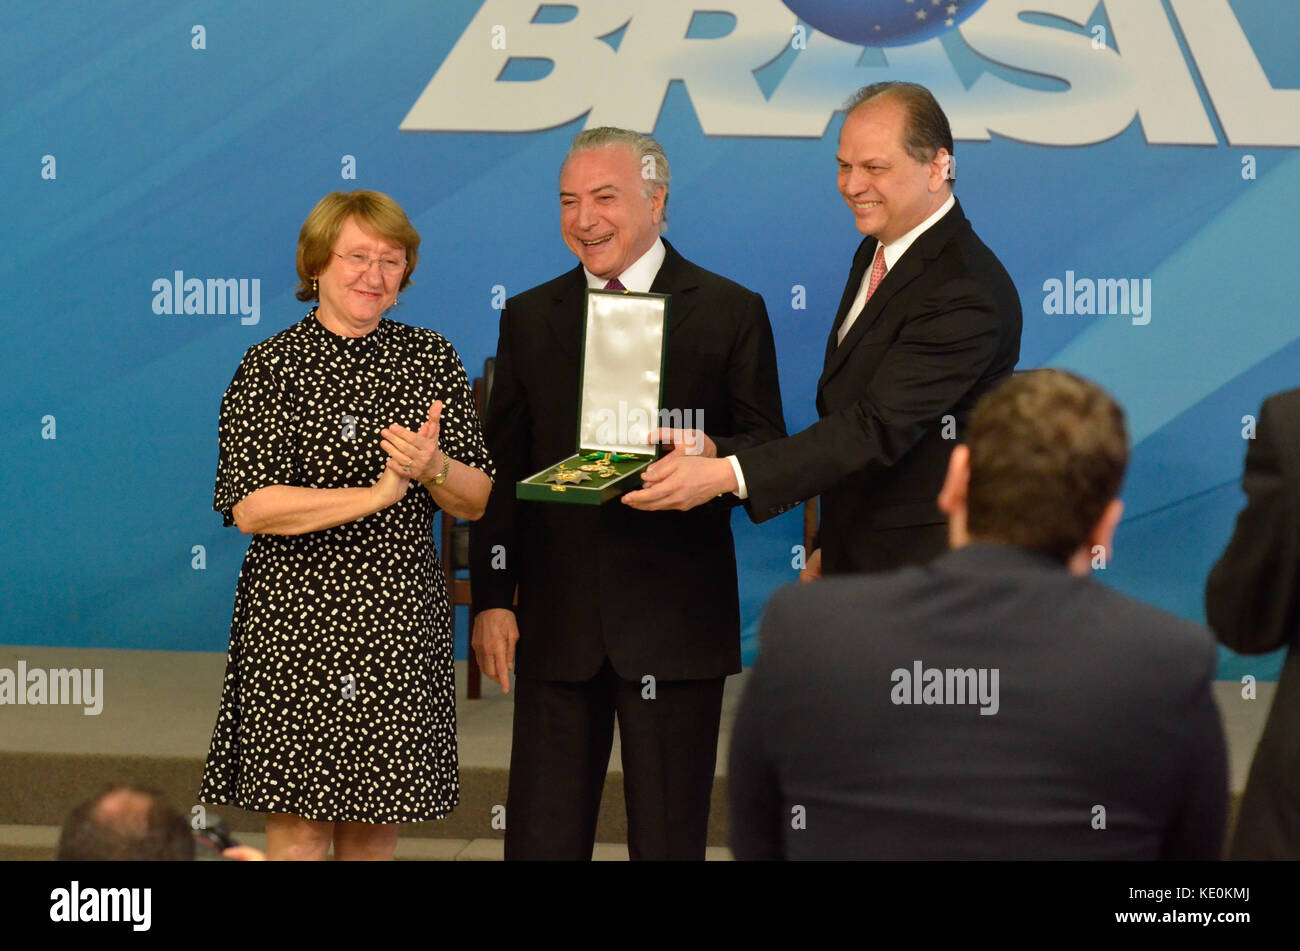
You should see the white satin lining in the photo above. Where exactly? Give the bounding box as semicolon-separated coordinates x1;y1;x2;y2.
578;291;665;455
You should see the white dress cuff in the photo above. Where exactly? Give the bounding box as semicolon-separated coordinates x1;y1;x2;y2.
726;455;749;500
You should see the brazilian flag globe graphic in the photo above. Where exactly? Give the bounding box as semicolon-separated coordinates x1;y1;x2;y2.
783;0;987;46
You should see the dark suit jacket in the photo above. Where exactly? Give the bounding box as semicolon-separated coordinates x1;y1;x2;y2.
1206;387;1300;859
737;199;1022;574
729;544;1228;859
470;240;786;682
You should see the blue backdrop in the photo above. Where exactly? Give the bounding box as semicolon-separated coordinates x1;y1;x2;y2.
3;0;1297;682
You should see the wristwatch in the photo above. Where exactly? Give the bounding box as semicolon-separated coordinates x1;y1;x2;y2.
432;452;451;485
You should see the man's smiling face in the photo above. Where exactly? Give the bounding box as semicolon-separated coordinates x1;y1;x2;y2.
837;96;950;245
559;144;664;281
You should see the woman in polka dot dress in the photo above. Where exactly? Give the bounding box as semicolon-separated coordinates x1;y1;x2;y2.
198;191;494;859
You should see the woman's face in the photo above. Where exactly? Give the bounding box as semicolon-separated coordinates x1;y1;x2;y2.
315;215;406;336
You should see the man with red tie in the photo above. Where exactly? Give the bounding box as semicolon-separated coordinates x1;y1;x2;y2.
624;82;1022;578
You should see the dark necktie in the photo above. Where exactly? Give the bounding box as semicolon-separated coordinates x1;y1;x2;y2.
604;278;626;291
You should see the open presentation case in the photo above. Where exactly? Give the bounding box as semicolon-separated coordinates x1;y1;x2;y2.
516;288;669;505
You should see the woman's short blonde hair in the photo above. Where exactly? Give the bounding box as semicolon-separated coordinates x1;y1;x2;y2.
295;190;420;302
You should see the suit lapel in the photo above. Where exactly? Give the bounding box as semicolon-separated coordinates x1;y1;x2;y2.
543;240;697;369
824;237;876;366
649;239;701;336
819;251;924;389
819;200;968;392
542;266;588;366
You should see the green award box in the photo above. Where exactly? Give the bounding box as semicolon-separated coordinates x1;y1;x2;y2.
516;288;669;505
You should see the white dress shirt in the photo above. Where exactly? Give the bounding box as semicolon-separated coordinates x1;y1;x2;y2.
583;237;665;292
836;193;955;345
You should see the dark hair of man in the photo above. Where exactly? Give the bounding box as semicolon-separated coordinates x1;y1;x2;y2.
964;369;1129;562
56;785;196;861
844;81;955;176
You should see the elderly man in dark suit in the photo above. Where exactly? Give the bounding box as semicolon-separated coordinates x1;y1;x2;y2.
1207;387;1300;859
729;370;1227;860
469;127;786;860
624;82;1021;578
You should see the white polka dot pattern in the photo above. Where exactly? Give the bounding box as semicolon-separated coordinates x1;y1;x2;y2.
198;309;494;823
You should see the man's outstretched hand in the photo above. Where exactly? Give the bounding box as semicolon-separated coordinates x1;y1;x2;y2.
621;428;737;511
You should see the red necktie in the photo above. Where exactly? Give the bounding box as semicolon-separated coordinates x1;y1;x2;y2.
837;244;887;345
864;244;887;302
604;278;626;291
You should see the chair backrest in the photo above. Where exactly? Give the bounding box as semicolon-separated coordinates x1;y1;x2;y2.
481;357;495;427
442;359;494;573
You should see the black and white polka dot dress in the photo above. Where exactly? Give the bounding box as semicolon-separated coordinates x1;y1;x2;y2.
198;309;494;823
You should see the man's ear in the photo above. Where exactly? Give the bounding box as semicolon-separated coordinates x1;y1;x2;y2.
937;444;970;516
1089;498;1124;560
650;184;666;224
929;148;954;191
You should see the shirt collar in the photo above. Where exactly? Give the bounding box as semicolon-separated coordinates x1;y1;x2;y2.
583;237;666;292
876;193;955;271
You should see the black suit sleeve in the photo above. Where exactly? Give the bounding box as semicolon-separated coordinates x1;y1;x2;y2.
727;592;790;860
470;305;530;613
736;276;1001;520
1162;638;1229;860
711;292;786;460
1206;394;1300;655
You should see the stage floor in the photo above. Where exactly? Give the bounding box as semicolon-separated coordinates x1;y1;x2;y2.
0;644;1271;860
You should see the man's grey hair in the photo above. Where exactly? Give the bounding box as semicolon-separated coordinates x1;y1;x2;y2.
562;127;670;233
